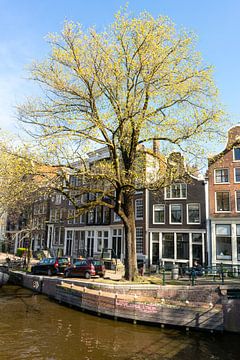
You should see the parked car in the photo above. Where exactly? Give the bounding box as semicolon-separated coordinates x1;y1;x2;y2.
64;259;96;279
73;258;106;277
88;259;106;278
31;257;70;276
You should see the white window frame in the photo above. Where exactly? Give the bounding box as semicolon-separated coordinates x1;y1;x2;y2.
187;203;201;224
233;147;240;161
169;204;182;224
214;168;229;184
236;191;240;212
135;199;143;220
234;167;240;183
153;204;165;224
164;183;187;200
215;191;231;213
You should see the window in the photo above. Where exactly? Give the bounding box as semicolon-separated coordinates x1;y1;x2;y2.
216;224;232;260
135;199;143;219
79;213;86;224
237;225;240;261
97;231;103;252
68;209;75;224
165;184;187;199
214;169;229;183
96;231;109;252
152;234;159;265
114;212;121;222
112;229;122;258
95;206;102;224
170;204;182;223
235;168;240;183
162;233;174;258
192;233;202;243
54;227;60;245
103;207;110;224
153;204;165;224
187;203;200;224
177;233;189;260
55;194;62;205
216;192;230;212
236;191;240;212
234;147;240;161
87;209;95;224
136;227;143;253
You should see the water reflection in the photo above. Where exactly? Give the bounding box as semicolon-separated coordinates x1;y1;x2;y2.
0;286;239;360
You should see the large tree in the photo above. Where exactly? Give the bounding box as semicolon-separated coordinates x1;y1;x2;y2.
18;11;224;280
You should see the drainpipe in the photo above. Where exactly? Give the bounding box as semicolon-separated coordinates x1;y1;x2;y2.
145;189;149;267
204;179;211;266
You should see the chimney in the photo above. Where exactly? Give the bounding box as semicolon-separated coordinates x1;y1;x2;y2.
227;125;240;149
153;139;160;154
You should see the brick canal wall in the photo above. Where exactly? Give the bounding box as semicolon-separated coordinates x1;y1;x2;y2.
9;272;240;333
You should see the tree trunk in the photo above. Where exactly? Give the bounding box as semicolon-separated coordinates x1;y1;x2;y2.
122;193;138;281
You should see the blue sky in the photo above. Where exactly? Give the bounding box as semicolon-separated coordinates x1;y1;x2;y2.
1;0;240;142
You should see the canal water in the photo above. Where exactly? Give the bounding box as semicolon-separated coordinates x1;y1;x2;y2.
0;285;239;360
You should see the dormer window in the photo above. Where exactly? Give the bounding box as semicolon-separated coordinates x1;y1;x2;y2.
234;147;240;161
165;183;187;199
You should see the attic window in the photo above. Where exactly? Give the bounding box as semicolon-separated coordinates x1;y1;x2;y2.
165;183;187;199
234;147;240;161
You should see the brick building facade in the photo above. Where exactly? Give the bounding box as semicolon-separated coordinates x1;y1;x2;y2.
208;125;240;269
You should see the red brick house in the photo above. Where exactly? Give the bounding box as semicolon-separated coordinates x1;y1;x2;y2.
208;125;240;270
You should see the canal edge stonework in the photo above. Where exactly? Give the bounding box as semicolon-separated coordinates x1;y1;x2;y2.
9;271;240;333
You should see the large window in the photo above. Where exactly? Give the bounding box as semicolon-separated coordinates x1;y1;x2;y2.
234;147;240;161
95;206;102;224
236;191;240;212
187;203;200;224
87;209;95;224
97;231;109;252
112;229;122;258
237;225;240;261
234;168;240;183
162;233;174;258
165;184;187;199
66;230;73;255
153;204;165;224
152;233;159;265
177;233;189;260
102;207;110;224
136;227;143;254
216;192;230;212
216;224;232;260
214;169;229;183
170;204;182;224
135;199;143;219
